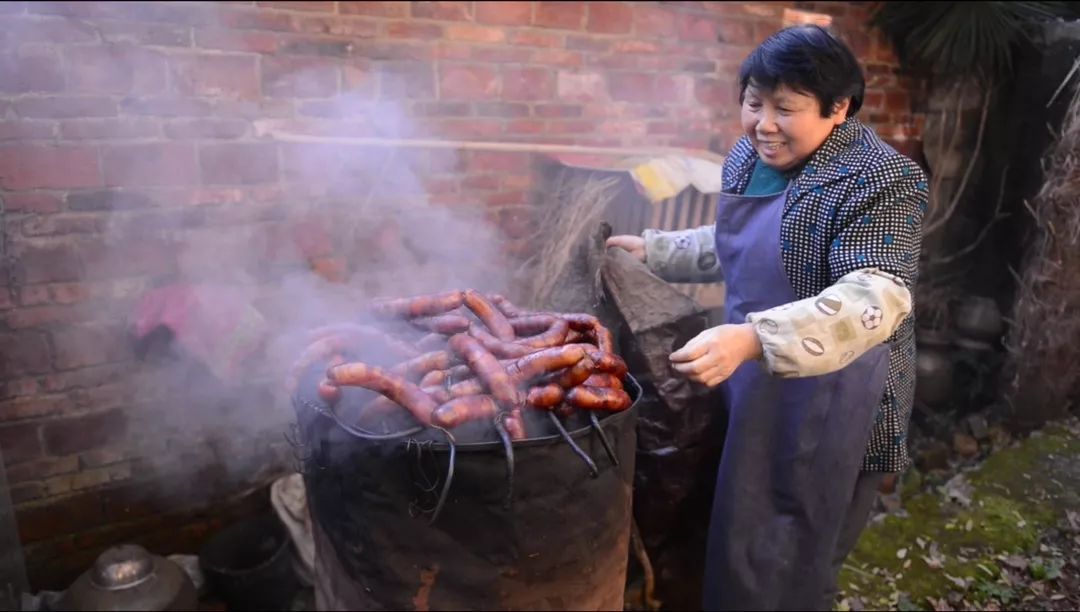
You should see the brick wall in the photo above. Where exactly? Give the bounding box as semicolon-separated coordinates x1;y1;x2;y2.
0;1;923;591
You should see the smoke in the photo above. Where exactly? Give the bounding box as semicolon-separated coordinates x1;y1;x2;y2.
69;27;520;498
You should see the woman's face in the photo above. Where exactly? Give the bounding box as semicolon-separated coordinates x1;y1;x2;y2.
740;83;850;171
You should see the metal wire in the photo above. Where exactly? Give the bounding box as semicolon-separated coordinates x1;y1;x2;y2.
493;415;515;510
589;412;620;467
547;412;599;477
298;397;424;441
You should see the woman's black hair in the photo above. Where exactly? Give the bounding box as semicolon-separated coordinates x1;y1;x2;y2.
738;25;865;118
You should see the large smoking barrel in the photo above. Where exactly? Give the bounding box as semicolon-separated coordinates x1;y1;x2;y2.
292;368;641;611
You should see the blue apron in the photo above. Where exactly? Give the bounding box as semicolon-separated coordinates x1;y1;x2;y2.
702;186;891;610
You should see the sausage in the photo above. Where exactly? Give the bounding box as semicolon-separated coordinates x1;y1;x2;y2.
422;385;451;405
287;336;352;394
419;369;447;387
431;395;499;428
326;362;437;426
555;402;577;419
417;332;447;352
448;378;484;398
509;315;570;349
566;386;632;412
536;312;615;353
586;349;628;379
411;314;471;335
489;293;523;318
551;357;596;388
583;373;623;389
463;289;516;342
505;344;587;385
447;334;519;408
468;323;532;359
317;379;342;404
526;384;564;409
304;323;420;360
503;408;526;440
370;290;465;319
565;330;587;344
390;351;451;381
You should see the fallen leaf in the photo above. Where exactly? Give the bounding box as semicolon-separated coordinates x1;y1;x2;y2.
965;519;974;531
1050;594;1066;601
1003;555;1028;570
904;559;912;569
898;548;909;560
945;573;969;590
917;537;927;549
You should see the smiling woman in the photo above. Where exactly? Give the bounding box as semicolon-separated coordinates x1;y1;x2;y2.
605;24;929;611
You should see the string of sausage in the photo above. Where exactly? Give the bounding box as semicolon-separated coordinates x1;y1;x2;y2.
296;291;631;438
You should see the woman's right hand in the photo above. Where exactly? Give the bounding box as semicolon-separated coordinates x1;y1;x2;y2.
605;234;647;263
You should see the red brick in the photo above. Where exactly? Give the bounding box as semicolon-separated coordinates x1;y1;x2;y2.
0;422;42;464
0;121;55;141
386;21;443;38
439;64;499;100
474;102;529;117
21;214;101;237
60;118;160;140
411;1;472;20
0;379;39;401
163;118;248;139
0;51;64;94
169;54;259;100
0;395;71;425
555;71;607;103
0;145;101;190
476;1;531;25
339;1;408;16
534;1;585;29
52;324;130;371
0;15;98;45
66;190;156;211
352;40;435;61
469;46;532;64
467;151;531;173
81;234;179;280
43;409;128;458
535;103;583;118
531;52;582;71
193;28;282;53
676;13;719;42
885;91;910;113
10;483;43;504
63;45;168;95
445;23;506;43
279;36;355;57
2;193;62;214
547;119;594;135
261;56;339;97
716;19;756;46
509;30;561;47
258;1;335;10
633;5;676;37
607;72;657;103
339;63;379;96
485;190;527;206
380;62;436;98
565;34;610;52
218;6;295;31
7;456;80;485
412;101;471;117
486;206;534;239
292;14;380;37
587;1;632;34
199;143;279;185
462;175;500;190
102;143;196;187
119;97;214;117
862;90;884;111
695;77;735;105
426;118;503;139
97;21;191;46
502;67;554;101
2;303;87;329
13;96;117;119
505;119;545;134
0;332;52;378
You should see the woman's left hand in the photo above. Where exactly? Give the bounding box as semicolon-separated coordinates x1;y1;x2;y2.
669;323;763;387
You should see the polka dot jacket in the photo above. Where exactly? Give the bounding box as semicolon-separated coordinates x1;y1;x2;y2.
721;118;928;473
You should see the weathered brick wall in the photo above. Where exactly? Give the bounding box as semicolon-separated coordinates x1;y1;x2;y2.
0;1;923;590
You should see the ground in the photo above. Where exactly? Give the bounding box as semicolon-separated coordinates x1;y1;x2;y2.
836;417;1080;611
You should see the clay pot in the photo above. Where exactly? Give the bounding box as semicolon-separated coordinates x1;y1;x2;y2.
915;347;953;406
955;296;1003;342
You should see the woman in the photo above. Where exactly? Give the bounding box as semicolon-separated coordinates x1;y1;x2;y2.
607;25;927;611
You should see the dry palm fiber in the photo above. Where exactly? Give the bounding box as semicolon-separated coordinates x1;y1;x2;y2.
1002;59;1080;427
